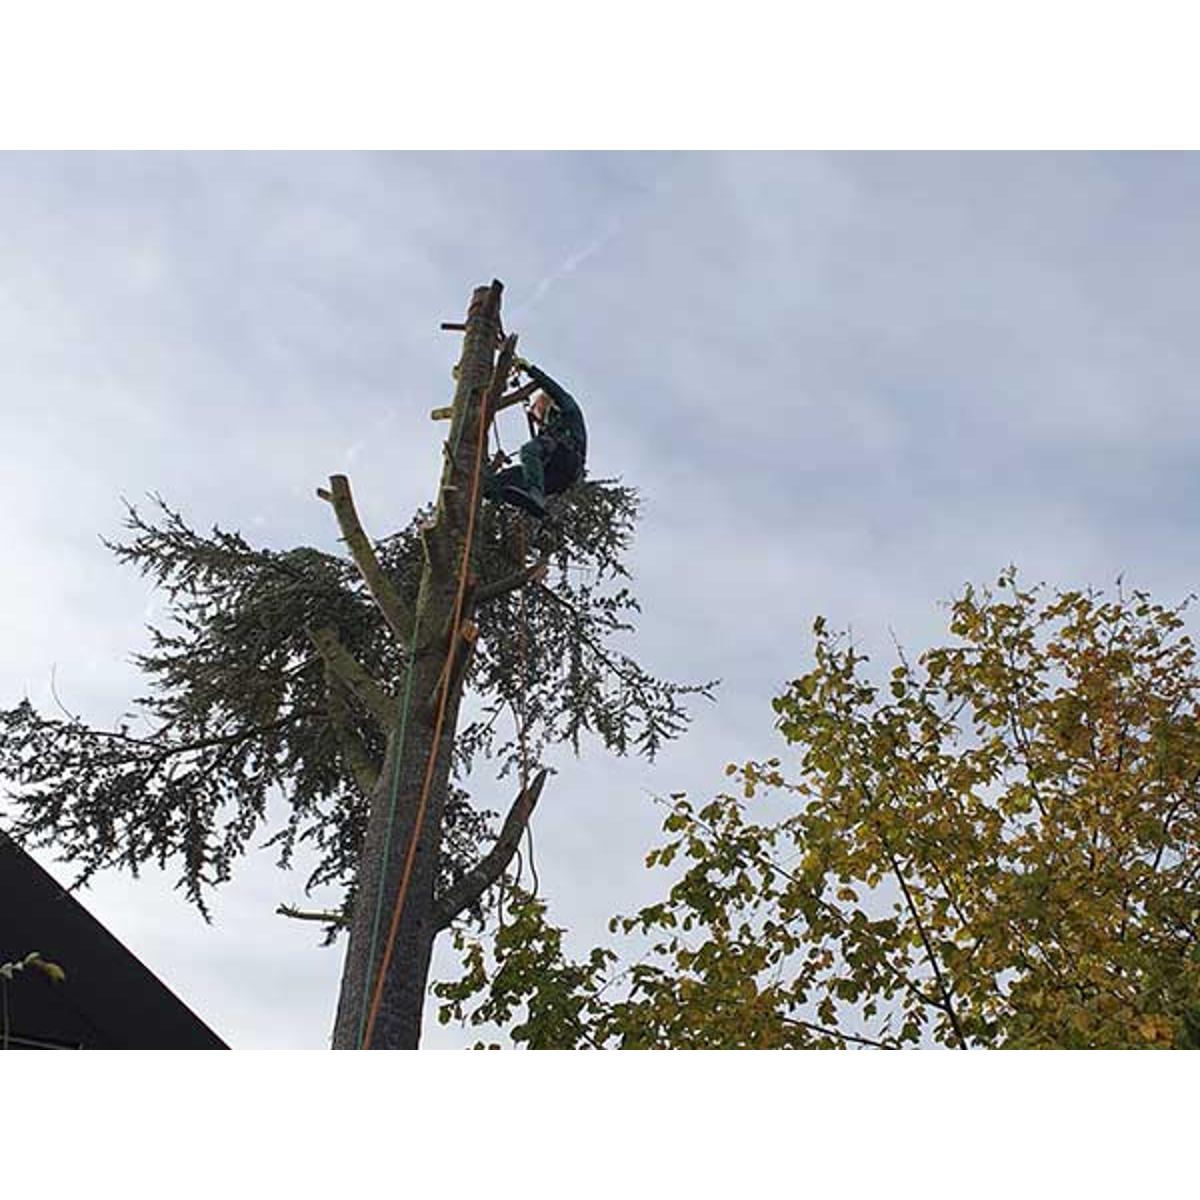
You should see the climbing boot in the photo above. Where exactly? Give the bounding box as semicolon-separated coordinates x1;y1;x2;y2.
485;462;522;502
500;484;546;519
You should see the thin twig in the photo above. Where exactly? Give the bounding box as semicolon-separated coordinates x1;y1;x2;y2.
779;1014;897;1049
875;819;969;1049
47;709;321;759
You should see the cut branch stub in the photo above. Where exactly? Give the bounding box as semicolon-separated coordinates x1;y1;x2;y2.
321;474;416;646
476;556;550;605
277;904;348;926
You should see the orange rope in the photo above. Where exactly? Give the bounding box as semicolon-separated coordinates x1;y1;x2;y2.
361;379;493;1048
516;519;529;795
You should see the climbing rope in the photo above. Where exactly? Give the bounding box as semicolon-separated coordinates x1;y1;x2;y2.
525;820;539;898
516;518;530;796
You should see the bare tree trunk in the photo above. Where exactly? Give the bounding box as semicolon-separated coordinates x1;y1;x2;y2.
330;282;504;1049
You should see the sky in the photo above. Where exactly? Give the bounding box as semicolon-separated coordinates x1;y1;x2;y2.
4;151;1200;1048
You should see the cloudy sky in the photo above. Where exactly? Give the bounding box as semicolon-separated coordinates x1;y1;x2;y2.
4;152;1200;1048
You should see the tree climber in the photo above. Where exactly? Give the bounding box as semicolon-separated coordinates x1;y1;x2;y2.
485;356;588;519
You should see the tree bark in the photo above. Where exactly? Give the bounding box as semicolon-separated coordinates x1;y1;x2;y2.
331;281;509;1049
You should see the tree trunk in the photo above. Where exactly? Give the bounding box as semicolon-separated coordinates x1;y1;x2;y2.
331;282;503;1049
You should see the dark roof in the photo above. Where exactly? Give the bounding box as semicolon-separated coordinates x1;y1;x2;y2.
1;832;228;1049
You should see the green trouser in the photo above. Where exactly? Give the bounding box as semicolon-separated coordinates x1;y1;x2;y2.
518;437;546;497
486;434;583;503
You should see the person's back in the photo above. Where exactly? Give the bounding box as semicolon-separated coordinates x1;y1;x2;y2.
524;362;587;465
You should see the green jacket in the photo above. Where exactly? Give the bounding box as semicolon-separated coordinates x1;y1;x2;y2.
526;363;587;462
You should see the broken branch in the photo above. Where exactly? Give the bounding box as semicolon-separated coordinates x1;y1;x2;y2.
276;904;347;927
493;380;539;413
432;383;531;423
432;768;549;929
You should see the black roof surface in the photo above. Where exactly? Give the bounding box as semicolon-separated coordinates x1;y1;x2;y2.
1;832;228;1049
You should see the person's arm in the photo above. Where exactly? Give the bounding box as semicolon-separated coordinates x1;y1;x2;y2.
520;360;581;420
523;362;567;402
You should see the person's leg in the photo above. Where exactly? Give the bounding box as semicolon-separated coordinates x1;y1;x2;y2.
543;443;582;496
486;437;567;517
481;436;552;518
518;435;552;502
484;462;524;499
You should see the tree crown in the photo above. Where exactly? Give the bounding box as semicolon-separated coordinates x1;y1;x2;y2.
436;570;1200;1049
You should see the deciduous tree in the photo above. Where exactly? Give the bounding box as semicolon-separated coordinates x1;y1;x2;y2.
437;571;1200;1049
